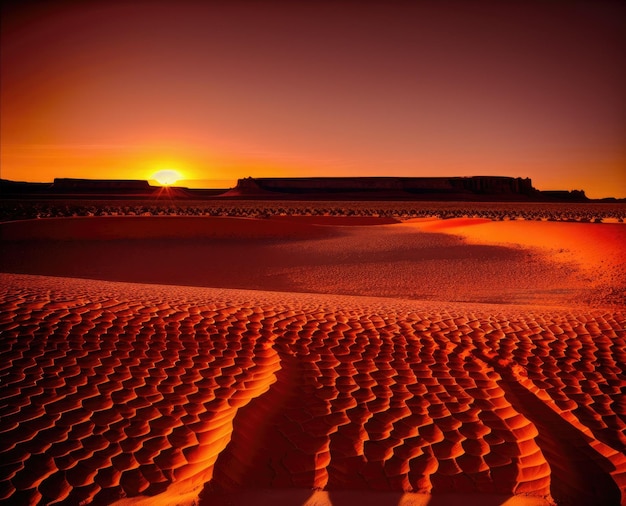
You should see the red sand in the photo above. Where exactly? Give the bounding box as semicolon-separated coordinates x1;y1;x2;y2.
0;216;625;505
408;217;626;280
1;216;623;306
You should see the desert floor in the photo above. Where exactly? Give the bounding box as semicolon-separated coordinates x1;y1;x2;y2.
1;212;625;505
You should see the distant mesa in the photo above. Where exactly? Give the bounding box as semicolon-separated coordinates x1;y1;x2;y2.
223;176;591;202
0;176;606;202
53;178;152;192
0;178;223;199
0;178;153;197
227;175;536;197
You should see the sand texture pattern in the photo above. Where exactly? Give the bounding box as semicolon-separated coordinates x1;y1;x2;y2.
1;273;624;506
1;214;625;505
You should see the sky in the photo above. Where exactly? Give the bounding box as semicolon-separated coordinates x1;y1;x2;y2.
1;0;625;198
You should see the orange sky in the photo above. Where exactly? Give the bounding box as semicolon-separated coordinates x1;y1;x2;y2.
1;0;625;198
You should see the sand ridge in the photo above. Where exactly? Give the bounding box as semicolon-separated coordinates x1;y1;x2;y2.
2;216;623;307
1;273;624;505
407;217;626;279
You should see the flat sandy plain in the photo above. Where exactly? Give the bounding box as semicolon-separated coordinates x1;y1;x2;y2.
1;204;625;505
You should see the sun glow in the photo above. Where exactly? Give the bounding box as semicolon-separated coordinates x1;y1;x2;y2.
152;170;182;186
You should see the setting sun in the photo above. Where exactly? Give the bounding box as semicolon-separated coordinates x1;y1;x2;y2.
152;170;182;186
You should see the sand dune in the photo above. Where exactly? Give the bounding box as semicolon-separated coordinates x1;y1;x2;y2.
0;215;337;241
1;216;623;306
0;215;625;505
408;217;626;286
0;272;624;505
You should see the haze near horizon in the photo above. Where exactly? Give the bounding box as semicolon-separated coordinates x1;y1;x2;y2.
1;0;625;198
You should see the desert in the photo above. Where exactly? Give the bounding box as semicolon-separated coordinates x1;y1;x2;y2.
1;202;625;506
3;0;625;503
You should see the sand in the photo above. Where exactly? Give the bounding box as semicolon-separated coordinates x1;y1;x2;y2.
0;214;625;505
1;216;623;306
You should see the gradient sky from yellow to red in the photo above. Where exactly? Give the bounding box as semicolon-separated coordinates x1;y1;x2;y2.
1;0;625;198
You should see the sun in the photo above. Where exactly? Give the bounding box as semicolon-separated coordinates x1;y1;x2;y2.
152;169;182;186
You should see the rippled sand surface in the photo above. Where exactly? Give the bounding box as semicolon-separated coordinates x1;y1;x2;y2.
0;215;624;505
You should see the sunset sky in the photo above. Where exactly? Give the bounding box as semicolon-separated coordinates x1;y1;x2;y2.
1;0;625;198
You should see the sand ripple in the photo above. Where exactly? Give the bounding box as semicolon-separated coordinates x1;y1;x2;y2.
0;274;624;505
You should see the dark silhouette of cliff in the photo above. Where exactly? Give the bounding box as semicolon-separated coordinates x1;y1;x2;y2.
1;178;195;199
52;178;153;192
223;176;589;202
0;176;603;202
